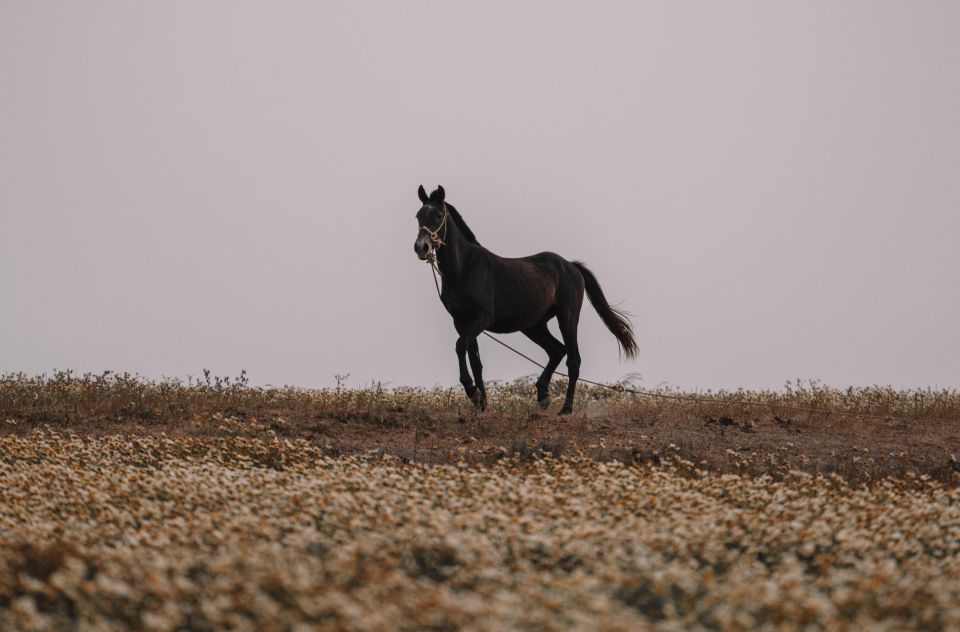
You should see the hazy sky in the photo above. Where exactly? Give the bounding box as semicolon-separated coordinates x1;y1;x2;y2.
2;1;958;391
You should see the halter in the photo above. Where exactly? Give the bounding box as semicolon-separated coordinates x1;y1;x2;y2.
419;202;449;252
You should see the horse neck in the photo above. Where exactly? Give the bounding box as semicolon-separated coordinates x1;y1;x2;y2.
435;221;474;282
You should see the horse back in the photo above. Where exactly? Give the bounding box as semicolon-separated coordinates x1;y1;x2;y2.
486;251;582;332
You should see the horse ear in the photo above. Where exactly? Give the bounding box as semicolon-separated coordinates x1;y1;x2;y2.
431;185;445;203
418;185;429;204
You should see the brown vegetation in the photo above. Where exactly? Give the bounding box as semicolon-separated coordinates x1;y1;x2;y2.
1;371;959;485
2;372;960;629
3;435;960;630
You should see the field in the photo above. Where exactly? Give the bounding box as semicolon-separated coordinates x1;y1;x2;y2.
2;372;959;630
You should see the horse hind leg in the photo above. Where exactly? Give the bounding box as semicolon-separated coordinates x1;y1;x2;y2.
521;322;566;410
556;306;582;416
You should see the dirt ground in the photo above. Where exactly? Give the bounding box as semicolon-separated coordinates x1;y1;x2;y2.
5;404;959;485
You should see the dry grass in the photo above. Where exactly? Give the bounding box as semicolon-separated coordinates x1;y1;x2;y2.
3;371;958;426
2;371;959;484
2;433;959;630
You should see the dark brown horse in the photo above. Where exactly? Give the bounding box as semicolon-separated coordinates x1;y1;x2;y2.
414;185;637;414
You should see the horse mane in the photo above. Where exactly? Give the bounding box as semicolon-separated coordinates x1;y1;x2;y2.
445;203;479;245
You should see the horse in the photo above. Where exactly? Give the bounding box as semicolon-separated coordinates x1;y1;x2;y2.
413;185;637;414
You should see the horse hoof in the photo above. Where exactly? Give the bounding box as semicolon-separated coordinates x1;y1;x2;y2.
470;390;486;411
558;405;573;416
537;396;551;410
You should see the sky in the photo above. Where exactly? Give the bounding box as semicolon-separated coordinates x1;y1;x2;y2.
1;1;958;391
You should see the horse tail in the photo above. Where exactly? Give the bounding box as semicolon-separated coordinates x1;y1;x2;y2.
572;261;638;359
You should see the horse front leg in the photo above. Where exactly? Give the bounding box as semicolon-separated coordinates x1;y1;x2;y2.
455;315;490;410
467;338;486;411
455;335;476;401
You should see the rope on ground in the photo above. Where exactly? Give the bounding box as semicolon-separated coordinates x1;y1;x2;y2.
482;332;921;422
428;257;947;424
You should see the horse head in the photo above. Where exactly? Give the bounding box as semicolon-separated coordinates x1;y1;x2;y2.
414;185;447;260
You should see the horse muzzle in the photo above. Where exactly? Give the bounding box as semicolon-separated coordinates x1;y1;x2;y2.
414;235;433;260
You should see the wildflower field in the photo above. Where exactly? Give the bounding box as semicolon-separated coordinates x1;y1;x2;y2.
1;373;959;630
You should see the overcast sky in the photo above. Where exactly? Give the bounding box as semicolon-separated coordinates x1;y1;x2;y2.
2;1;958;391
